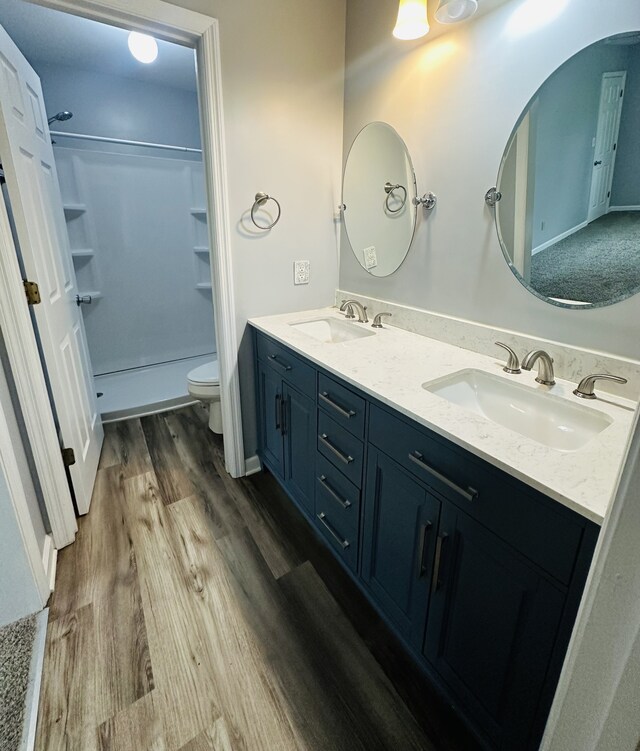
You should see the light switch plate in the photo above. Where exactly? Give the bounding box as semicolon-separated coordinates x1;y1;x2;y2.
363;246;377;270
294;260;310;285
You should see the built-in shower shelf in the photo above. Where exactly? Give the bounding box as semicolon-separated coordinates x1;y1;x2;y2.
63;203;87;214
190;208;207;216
193;247;210;255
195;283;212;290
71;249;94;259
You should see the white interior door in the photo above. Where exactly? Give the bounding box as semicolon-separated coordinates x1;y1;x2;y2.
587;71;626;223
0;23;102;514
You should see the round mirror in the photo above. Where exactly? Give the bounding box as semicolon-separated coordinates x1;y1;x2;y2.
495;32;640;308
342;122;417;277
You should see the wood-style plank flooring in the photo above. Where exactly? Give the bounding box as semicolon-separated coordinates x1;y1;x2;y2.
36;405;478;751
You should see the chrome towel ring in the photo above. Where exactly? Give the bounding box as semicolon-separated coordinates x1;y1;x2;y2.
251;192;281;230
384;182;407;213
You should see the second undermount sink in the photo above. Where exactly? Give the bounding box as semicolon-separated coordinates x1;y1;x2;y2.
423;369;612;452
289;317;375;344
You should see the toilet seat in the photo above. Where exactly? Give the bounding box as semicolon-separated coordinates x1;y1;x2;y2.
187;359;219;386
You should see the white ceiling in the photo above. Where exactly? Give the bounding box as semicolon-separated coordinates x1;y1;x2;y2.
0;0;197;91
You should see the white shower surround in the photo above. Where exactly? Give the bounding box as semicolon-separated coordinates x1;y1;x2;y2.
56;145;216;376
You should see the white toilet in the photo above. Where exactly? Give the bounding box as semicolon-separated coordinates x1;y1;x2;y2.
187;358;222;434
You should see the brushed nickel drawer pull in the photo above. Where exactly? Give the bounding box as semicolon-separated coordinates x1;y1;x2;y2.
319;391;356;419
408;451;478;503
431;532;449;592
320;433;354;465
268;354;292;372
318;475;352;509
317;512;350;549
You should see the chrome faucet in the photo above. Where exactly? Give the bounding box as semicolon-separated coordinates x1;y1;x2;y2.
521;350;555;386
340;299;368;323
573;374;627;399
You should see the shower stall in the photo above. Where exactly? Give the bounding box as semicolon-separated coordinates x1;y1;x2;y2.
52;126;216;421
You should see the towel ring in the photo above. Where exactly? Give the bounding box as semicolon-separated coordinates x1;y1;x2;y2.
251;192;281;230
384;182;407;213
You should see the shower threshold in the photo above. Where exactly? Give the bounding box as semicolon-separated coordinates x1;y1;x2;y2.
95;353;215;423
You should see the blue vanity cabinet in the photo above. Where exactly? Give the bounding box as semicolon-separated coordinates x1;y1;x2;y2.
252;327;599;751
255;334;316;517
362;448;441;649
423;501;566;750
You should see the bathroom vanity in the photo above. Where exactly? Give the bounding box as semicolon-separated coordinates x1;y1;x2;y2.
250;309;635;751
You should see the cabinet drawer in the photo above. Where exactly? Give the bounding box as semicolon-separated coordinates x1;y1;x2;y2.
369;405;585;585
318;373;366;438
314;458;360;572
315;454;360;544
317;411;364;488
256;332;316;398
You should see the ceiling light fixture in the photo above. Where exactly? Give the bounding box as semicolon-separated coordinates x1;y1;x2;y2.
127;32;158;64
435;0;478;23
393;0;430;40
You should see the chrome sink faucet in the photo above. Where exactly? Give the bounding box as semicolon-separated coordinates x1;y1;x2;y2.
340;299;368;323
522;350;555;386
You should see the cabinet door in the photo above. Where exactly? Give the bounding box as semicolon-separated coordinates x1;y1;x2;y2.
283;383;316;516
257;362;284;478
424;503;565;749
362;449;441;649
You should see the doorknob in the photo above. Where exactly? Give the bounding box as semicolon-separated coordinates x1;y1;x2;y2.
594;160;602;166
75;294;92;306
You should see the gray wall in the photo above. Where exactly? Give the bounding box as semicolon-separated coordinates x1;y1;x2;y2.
531;43;629;249
35;61;201;149
339;0;640;362
611;49;640;207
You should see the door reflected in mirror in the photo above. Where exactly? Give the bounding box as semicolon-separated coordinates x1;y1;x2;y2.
496;32;640;308
342;122;417;277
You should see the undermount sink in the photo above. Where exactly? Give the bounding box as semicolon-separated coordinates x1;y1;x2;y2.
423;369;612;452
289;317;375;344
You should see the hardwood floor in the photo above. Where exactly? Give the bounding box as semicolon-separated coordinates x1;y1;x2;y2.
36;405;478;751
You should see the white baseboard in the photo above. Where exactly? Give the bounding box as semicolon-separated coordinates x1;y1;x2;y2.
244;455;262;476
608;205;640;212
532;220;588;256
21;609;48;751
41;535;57;593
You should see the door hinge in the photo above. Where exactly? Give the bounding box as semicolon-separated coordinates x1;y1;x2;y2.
23;280;41;305
61;447;76;467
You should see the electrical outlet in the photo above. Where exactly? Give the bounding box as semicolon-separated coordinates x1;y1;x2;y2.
294;260;310;285
363;246;377;270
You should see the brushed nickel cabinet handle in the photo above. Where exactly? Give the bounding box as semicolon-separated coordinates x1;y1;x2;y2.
431;532;449;592
318;475;352;509
320;433;354;465
319;391;356;419
281;396;288;436
317;513;350;549
408;451;478;503
268;354;292;372
416;521;433;578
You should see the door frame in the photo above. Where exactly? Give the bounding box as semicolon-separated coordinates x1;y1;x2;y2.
0;0;244;550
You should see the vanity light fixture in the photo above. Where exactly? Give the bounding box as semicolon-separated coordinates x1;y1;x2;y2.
128;32;158;64
393;0;430;40
435;0;478;23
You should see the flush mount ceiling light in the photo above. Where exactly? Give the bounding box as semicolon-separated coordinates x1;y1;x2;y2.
435;0;478;23
393;0;430;40
127;32;158;63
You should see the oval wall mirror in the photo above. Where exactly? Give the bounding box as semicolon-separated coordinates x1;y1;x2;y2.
495;32;640;308
342;122;417;277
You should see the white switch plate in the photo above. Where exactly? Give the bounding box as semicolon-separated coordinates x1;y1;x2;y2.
294;260;310;285
363;246;377;270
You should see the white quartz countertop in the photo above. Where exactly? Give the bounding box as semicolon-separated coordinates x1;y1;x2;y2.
249;307;638;525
